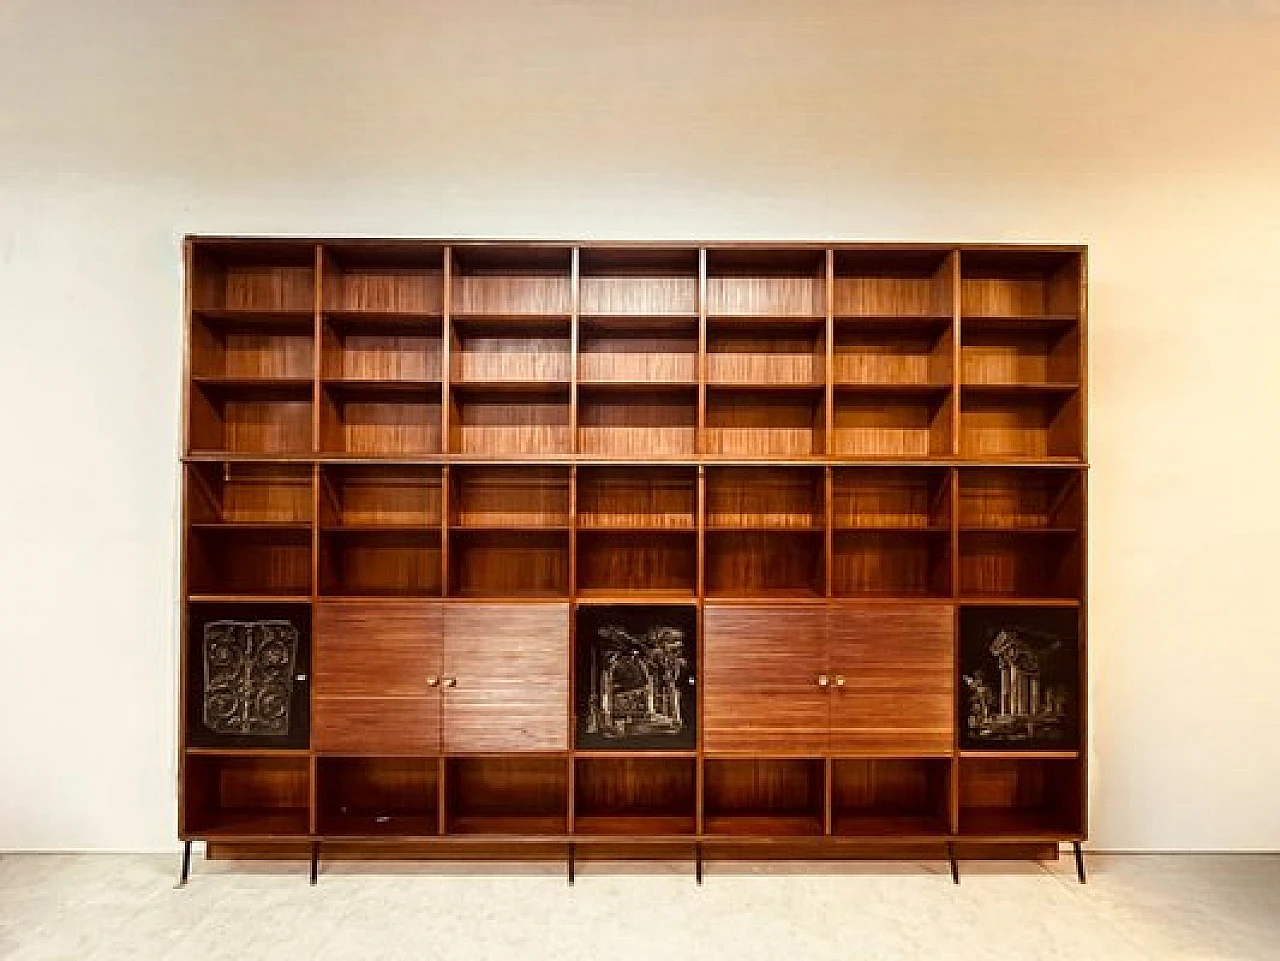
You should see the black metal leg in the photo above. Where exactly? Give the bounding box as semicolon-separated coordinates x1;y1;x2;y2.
309;841;320;886
178;840;192;886
567;843;575;886
1073;841;1086;884
947;843;959;884
695;843;703;885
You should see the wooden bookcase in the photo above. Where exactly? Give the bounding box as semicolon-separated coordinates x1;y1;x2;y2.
181;239;1087;882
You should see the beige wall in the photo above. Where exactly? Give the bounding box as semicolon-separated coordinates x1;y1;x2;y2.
1;0;1278;851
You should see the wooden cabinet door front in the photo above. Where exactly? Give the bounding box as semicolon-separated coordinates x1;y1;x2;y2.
827;603;954;755
313;599;442;753
704;603;828;754
442;602;569;752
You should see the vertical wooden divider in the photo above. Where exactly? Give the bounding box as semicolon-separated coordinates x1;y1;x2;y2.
695;248;708;837
441;246;453;460
948;465;961;835
178;238;193;838
309;244;324;836
947;249;961;458
822;249;835;836
567;247;581;835
439;245;453;836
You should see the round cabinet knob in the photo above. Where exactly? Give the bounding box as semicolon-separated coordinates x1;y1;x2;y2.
443;677;457;688
834;675;846;688
817;674;830;688
426;676;440;687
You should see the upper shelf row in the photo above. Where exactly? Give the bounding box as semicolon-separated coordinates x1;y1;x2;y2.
190;242;1082;322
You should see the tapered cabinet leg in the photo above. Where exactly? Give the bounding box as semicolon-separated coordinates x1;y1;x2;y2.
178;840;192;886
695;843;703;885
1073;842;1086;884
567;843;575;886
947;843;959;884
310;841;320;886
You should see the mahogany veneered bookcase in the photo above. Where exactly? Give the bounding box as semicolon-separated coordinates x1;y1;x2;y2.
180;238;1088;884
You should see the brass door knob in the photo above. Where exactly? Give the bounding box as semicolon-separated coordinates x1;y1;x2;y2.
817;674;830;688
834;675;846;687
426;676;440;687
443;677;458;688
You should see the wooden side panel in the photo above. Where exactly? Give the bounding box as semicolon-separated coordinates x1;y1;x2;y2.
827;603;954;754
703;603;827;753
443;603;569;752
313;600;441;752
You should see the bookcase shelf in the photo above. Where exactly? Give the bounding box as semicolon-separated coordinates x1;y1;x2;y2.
182;239;1087;874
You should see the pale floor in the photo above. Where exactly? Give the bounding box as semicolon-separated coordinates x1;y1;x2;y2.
1;853;1278;960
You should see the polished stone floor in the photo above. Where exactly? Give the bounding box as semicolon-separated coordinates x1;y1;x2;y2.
1;853;1277;960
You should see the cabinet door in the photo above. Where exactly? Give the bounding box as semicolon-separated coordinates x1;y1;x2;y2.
443;602;569;752
827;603;953;755
313;599;441;752
704;603;828;754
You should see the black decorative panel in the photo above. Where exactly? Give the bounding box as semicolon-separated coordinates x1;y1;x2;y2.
576;605;697;751
959;606;1079;751
187;604;310;749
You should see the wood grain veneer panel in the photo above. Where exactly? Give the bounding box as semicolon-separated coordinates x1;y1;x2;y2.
577;388;697;458
704;604;828;753
313;697;440;753
443;603;569;751
451;276;571;316
830;391;952;458
323;331;442;381
575;467;696;530
827;603;954;754
314;600;442;697
578;326;697;383
579;276;698;316
831;467;950;529
452;332;570;382
704;390;825;457
706;326;824;385
831;250;952;317
320;388;442;456
451;467;569;528
449;391;571;456
321;466;442;527
188;463;313;524
833;325;951;386
705;467;825;529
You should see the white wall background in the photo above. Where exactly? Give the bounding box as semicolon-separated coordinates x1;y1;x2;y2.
1;0;1278;852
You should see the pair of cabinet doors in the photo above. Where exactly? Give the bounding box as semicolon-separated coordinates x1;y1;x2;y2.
704;603;954;755
313;601;569;753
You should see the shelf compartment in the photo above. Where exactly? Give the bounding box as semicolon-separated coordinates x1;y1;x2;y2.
833;249;952;318
959;530;1081;599
448;529;569;597
576;466;696;531
319;382;442;456
707;318;824;387
573;757;696;836
959;386;1081;459
320;464;442;529
190;309;314;381
705;529;824;598
961;319;1080;387
705;466;824;530
189;380;313;455
830;388;952;458
191;240;315;314
187;462;313;526
322;316;441;383
959;757;1082;837
319;529;442;597
705;387;825;458
321;241;444;316
578;316;697;384
183;753;310;837
316;756;438;837
576;530;697;595
834;318;952;387
189;526;311;597
578;385;696;458
450;466;569;529
450;245;572;318
451;321;570;384
831;467;950;530
961;249;1081;319
703;758;824;837
832;530;951;597
831;758;951;837
449;385;571;457
958;468;1082;531
706;248;825;318
579;247;699;317
446;756;567;836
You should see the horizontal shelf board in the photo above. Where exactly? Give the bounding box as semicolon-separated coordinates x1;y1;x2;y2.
706;524;824;533
706;313;825;324
449;311;572;324
574;749;698;758
320;588;442;599
959;596;1081;606
578;313;699;328
191;375;314;389
321;523;442;533
323;309;441;324
834;313;952;325
704;589;826;600
833;524;950;533
449;523;569;533
831;815;952;838
446;816;568;836
958;811;1082;839
961;313;1079;328
192;308;314;330
322;378;442;391
448;589;571;600
184;809;310;839
960;382;1080;395
574;522;696;533
187;593;311;603
577;379;698;391
574;590;697;605
959;526;1079;535
571;815;697;837
832;382;951;394
831;590;954;601
705;382;825;393
702;815;824;838
317;815;439;838
960;750;1080;760
450;379;571;393
190;521;313;533
184;747;311;757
